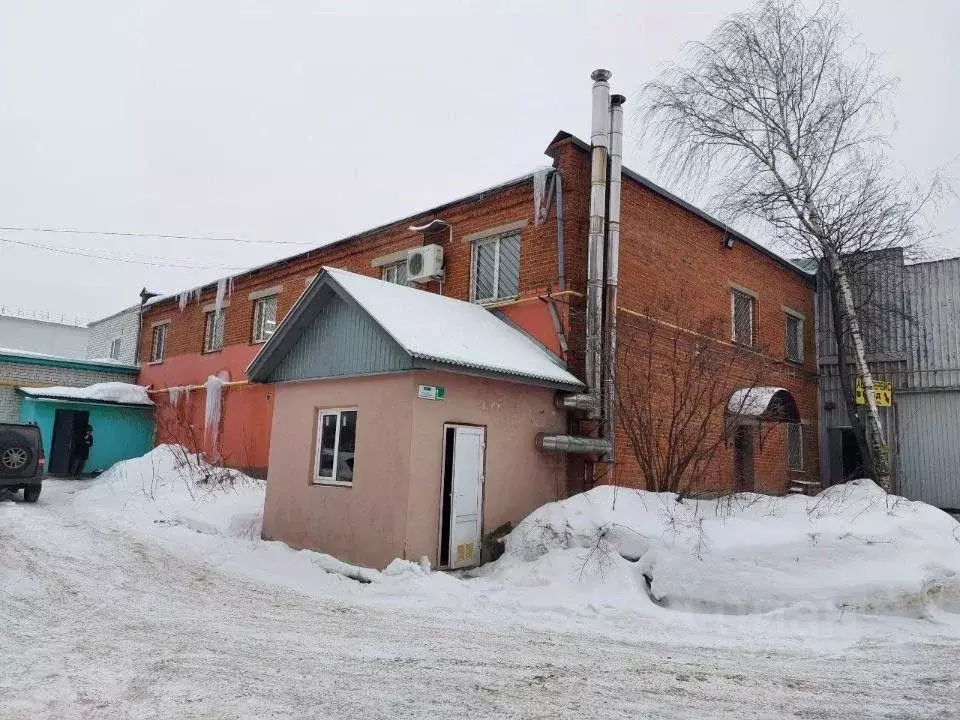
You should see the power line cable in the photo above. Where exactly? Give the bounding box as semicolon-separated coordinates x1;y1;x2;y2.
0;236;247;270
0;224;315;246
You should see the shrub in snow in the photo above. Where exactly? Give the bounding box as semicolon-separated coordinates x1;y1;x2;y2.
76;444;265;540
487;482;960;617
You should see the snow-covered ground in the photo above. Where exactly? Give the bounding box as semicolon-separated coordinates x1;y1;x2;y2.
1;447;959;719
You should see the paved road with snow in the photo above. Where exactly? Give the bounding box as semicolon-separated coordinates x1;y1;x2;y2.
2;481;958;719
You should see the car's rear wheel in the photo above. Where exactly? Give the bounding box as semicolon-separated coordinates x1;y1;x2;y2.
22;485;41;503
0;441;33;473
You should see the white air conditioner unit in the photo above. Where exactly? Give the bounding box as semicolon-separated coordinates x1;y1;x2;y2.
406;244;444;283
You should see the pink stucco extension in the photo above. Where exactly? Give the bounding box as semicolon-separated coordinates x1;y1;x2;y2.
262;371;567;569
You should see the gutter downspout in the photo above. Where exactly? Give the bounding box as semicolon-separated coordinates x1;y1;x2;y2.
554;172;566;292
559;68;611;417
602;94;625;462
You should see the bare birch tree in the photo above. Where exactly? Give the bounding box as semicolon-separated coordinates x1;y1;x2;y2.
641;0;938;490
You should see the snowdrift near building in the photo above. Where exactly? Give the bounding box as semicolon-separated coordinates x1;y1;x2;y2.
482;482;960;617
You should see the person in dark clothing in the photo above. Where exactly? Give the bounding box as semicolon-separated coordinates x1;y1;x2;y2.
70;425;93;475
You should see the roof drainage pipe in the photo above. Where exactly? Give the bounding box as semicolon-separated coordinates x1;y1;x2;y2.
601;93;625;462
556;68;611;418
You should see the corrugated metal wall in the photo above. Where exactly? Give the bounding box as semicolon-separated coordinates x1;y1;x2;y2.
269;294;412;383
897;390;960;509
905;259;960;390
817;253;960;506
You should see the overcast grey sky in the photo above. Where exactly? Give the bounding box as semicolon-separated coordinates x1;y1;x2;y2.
0;0;956;322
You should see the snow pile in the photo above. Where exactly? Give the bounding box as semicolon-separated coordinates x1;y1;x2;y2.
20;382;153;406
482;482;960;617
75;444;264;540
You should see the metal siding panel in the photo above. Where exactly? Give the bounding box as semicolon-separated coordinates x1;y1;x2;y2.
268;295;410;382
906;259;960;390
897;391;960;508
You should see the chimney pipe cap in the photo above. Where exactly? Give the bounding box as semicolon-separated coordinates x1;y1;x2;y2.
610;94;626;106
590;69;612;82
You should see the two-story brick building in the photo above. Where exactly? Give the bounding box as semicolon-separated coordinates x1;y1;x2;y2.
138;70;818;565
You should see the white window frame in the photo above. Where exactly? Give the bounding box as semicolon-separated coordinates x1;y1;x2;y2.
203;310;225;353
470;231;520;304
149;323;168;363
313;407;358;487
109;337;122;360
784;309;805;363
381;260;410;286
730;288;756;346
786;422;804;471
252;294;278;344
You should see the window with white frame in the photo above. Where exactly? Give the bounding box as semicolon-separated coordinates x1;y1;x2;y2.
314;409;358;485
109;337;122;360
150;324;167;363
785;312;803;363
252;295;278;343
203;310;225;353
381;260;410;286
786;423;803;470
731;289;755;346
471;231;520;303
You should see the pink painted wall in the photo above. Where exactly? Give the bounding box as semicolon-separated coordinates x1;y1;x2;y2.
262;370;567;569
405;371;567;565
262;374;415;568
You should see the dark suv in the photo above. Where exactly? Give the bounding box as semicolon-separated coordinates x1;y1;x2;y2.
0;423;44;502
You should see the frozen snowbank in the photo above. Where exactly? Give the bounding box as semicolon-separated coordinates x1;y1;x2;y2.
75;444;264;539
20;381;153;406
481;481;960;617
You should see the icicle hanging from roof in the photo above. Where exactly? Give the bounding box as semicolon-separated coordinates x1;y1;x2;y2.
167;386;189;407
203;375;224;462
533;167;551;225
214;278;228;318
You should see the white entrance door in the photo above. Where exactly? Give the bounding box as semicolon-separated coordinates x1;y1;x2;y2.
448;425;485;569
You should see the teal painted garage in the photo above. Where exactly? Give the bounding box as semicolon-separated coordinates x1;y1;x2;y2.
17;385;155;475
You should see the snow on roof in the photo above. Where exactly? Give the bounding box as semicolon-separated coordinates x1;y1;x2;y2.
324;267;583;388
0;346;137;370
19;382;154;406
727;387;787;417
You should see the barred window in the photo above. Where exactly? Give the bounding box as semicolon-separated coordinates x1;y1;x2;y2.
109;337;122;360
787;423;803;470
731;290;755;346
203;310;225;353
785;313;803;362
382;260;410;286
252;295;278;343
472;231;520;303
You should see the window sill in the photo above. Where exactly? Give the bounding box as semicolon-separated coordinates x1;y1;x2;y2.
147;360;164;365
785;357;804;366
201;348;224;355
473;295;520;308
312;479;353;488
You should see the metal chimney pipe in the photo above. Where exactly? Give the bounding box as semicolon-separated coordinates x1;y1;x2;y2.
562;69;611;418
536;432;611;456
602;94;625;462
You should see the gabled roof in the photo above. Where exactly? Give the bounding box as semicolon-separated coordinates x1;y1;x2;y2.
247;268;584;390
546;131;815;283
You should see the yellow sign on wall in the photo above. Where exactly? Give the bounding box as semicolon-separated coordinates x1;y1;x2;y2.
855;379;892;407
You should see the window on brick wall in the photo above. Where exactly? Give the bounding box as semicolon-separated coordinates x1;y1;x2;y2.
731;289;755;346
786;423;803;470
252;295;278;344
150;324;167;363
109;337;121;360
203;311;225;353
785;312;803;363
381;260;411;287
471;231;520;303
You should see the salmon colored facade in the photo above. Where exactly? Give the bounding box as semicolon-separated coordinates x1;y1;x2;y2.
263;371;566;569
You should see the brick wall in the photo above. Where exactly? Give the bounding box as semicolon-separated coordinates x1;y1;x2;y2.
0;359;139;422
139;133;819;495
552;137;819;494
86;307;140;365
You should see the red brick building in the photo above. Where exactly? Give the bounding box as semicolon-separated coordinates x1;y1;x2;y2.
139;82;817;494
